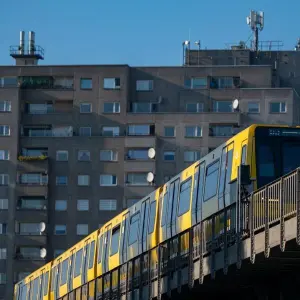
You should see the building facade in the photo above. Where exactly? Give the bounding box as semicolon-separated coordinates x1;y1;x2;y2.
0;40;300;298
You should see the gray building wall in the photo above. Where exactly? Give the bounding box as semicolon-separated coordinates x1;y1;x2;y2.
0;54;299;298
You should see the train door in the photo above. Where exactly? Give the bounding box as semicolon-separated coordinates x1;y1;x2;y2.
103;225;112;274
166;178;180;239
82;240;91;284
140;198;150;253
120;213;129;265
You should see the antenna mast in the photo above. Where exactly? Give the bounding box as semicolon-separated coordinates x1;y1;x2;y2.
246;10;264;52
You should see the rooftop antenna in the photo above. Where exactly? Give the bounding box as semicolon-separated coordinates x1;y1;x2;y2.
246;10;264;52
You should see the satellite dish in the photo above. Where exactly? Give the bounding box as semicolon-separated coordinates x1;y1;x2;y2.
39;222;46;233
40;248;47;258
147;172;155;183
232;99;239;110
148;148;156;159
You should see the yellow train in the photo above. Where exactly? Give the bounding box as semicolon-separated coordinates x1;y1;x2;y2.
14;124;300;299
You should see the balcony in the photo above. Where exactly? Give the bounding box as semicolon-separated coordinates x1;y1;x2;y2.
15;209;48;223
17;174;48;198
21;126;74;138
19;76;73;90
17;155;49;173
14;233;47;247
125;136;156;148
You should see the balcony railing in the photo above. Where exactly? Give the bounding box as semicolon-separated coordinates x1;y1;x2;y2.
18;155;48;162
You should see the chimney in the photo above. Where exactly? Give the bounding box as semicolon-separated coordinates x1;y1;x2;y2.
19;31;25;55
29;31;35;55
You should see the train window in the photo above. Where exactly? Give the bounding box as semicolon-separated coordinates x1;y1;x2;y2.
226;150;233;188
39;274;43;300
128;213;140;245
148;201;157;233
20;284;27;300
218;149;227;197
88;241;95;269
43;272;49;296
110;226;120;256
97;235;103;263
32;277;39;300
50;267;56;291
241;145;247;165
60;258;68;285
204;160;220;201
192;166;199;213
74;248;83;277
141;200;150;242
178;177;192;216
68;254;75;284
161;192;168;227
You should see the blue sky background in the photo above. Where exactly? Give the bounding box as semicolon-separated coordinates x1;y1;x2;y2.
0;0;299;66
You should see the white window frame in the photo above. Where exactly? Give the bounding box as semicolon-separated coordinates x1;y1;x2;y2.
78;175;90;186
0;101;11;112
78;150;91;161
186;102;204;113
0;150;9;160
99;174;117;186
80;103;92;113
99;199;117;211
79;127;92;136
185;126;202;137
103;102;120;113
270;102;287;113
56;150;68;161
136;80;153;91
0;125;10;136
102;126;120;136
103;77;120;89
77;199;89;211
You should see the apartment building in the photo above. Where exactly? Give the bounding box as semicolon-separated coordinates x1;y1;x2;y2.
0;31;299;299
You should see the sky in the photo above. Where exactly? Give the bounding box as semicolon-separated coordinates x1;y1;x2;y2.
0;0;299;66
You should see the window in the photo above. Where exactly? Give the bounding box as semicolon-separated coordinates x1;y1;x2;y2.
186;103;204;113
127;149;148;160
55;200;67;211
204;160;220;201
248;102;260;113
78;150;90;161
17;197;46;210
100;150;118;161
54;225;67;235
164;151;175;161
102;126;120;136
132;103;157;113
0;248;6;259
164;126;175;137
22;148;48;157
0;199;8;210
126;173;148;185
80;103;92;113
19;173;47;185
0;125;10;136
103;102;120;113
148;201;156;233
60;259;68;285
136;80;153;91
88;241;95;269
0;101;11;112
56;176;68;186
0;150;9;160
80;78;92;90
79;127;92;136
18;223;40;235
99;199;117;211
103;78;120;89
213;101;233;112
177;178;192;215
77;224;88;235
211;77;234;88
0;174;8;185
185;126;202;137
241;145;247;165
209;125;234;137
184;77;207;89
0;273;6;284
110;226;120;256
0;223;7;234
78;175;90;186
0;77;18;87
128;213;140;245
270;102;286;113
54;249;65;258
127;124;155;136
56;150;68;161
74;248;83;277
77;199;89;211
127;199;139;207
184;151;201;162
100;174;117;186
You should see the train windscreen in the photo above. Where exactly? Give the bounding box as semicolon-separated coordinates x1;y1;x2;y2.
255;127;300;188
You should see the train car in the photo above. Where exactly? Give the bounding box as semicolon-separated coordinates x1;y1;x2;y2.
14;261;52;300
14;124;300;299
